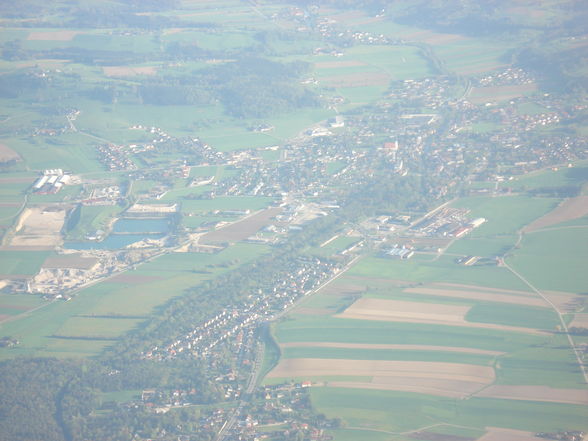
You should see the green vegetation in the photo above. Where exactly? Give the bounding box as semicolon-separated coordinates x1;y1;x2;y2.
0;0;587;439
275;316;542;353
446;235;517;257
55;317;144;339
507;227;588;293
496;334;588;388
500;165;588;191
465;303;559;330
311;388;588;434
258;325;281;385
348;255;531;290
452;196;558;237
0;244;269;358
65;205;122;239
0;250;50;275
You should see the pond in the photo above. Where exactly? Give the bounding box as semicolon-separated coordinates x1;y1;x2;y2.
64;218;170;250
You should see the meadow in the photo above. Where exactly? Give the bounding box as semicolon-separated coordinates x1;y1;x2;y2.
4;134;103;174
499;164;588;190
0;243;269;358
65;205;123;240
0;2;586;438
450;196;558;237
347;255;531;291
0;250;51;275
507;227;588;293
265;191;587;439
311;388;588;437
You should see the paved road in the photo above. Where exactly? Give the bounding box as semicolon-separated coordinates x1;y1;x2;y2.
215;254;363;441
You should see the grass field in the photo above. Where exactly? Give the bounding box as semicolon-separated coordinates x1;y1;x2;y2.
55;316;144;338
311;388;588;435
347;255;531;291
311;235;360;258
0;1;586;436
433;39;510;75
7;134;104;173
0;177;32;204
0;243;269;358
465;303;559;330
307;44;433;108
507;227;588;293
0;250;51;275
499;165;588;190
66;205;122;240
268;189;587;435
446;235;518;257
274;316;541;353
451;196;558;237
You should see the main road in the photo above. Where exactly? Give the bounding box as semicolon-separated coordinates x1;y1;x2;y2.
214;253;363;441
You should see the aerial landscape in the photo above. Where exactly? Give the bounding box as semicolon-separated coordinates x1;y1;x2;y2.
0;0;587;440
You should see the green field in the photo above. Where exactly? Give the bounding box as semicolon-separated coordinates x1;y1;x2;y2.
499;164;588;190
434;40;510;75
268;190;587;437
451;196;558;237
347;255;531;291
465;303;559;330
446;235;518;257
0;243;269;358
6;134;104;173
0;0;586;437
311;235;360;257
65;205;123;240
0;293;45;317
275;316;542;353
311;388;588;435
507;227;588;293
0;250;51;275
55;316;144;338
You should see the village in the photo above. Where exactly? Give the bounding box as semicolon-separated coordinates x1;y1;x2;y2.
3;53;586;303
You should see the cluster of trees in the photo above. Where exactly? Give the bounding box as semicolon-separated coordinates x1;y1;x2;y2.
0;356;224;441
0;116;446;441
0;71;48;99
0;56;319;119
137;57;319;117
515;46;588;95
